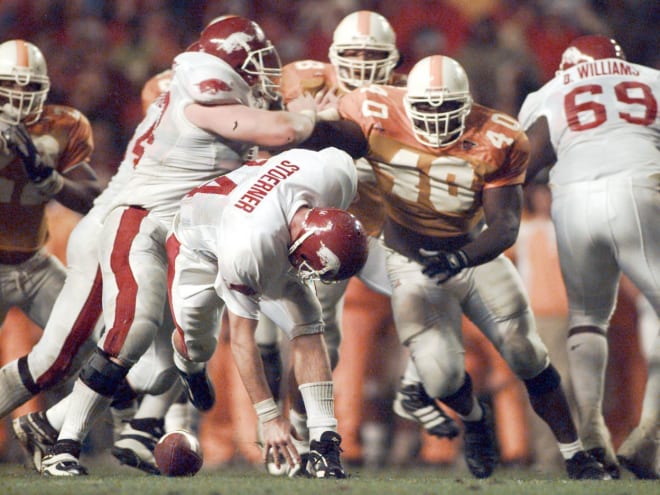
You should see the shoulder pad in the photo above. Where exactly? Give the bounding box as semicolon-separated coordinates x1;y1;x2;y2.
172;52;251;105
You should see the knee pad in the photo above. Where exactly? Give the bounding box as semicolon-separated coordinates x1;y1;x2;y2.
524;364;561;397
407;331;464;398
80;349;130;397
498;310;549;379
110;378;138;408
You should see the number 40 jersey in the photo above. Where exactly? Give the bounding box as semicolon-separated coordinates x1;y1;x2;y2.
337;85;529;239
518;58;660;186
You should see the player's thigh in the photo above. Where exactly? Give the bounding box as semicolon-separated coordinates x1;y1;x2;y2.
169;241;223;361
31;216;107;373
552;188;619;327
99;207;169;362
386;248;463;344
22;251;67;328
464;256;548;379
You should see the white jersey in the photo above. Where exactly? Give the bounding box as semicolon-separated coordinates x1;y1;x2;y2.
108;51;257;225
173;147;357;318
518;59;660;185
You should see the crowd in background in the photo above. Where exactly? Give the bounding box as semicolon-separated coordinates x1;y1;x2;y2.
0;0;657;471
1;0;658;185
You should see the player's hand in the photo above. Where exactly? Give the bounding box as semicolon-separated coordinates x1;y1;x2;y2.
286;91;316;115
1;123;63;196
261;416;302;473
419;248;469;284
315;85;340;112
3;123;52;181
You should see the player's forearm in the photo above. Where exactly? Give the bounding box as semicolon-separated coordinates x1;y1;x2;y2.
53;177;102;214
262;109;316;149
228;314;275;404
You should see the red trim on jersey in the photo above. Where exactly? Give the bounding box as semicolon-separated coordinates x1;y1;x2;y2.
35;266;103;388
103;207;149;356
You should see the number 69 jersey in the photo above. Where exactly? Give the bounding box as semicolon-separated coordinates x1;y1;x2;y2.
337;85;529;238
518;58;660;186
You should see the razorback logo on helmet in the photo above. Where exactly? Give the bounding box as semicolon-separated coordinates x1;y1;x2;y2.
316;243;341;277
196;78;233;94
561;47;591;69
208;32;258;55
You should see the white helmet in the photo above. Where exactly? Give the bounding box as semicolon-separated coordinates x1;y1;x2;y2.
328;10;399;91
404;55;472;148
0;40;50;125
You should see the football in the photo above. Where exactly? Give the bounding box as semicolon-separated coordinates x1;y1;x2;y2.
154;430;204;477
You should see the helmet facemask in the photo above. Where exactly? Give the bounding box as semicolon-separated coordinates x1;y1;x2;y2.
329;46;398;91
0;40;50;125
404;93;472;148
238;42;282;104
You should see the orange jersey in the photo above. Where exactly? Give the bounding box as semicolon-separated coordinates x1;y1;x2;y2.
0;105;93;253
141;69;173;113
281;61;405;236
338;85;529;238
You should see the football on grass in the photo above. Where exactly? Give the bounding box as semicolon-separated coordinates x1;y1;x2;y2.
154;430;203;477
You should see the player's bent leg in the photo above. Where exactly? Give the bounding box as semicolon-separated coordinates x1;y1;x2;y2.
522;364;610;480
42;349;130;476
172;330;215;412
393;358;459;439
440;374;498;479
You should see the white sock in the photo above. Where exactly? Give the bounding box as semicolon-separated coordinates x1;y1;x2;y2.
59;380;112;443
0;360;33;418
45;395;72;431
567;332;608;436
299;381;337;442
558;439;584;460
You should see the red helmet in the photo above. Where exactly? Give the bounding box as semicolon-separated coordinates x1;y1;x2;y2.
288;208;369;283
558;35;626;71
194;16;281;101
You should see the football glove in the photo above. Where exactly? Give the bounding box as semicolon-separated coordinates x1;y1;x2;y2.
419;248;470;284
2;123;63;196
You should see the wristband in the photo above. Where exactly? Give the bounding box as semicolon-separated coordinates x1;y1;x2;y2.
254;397;281;423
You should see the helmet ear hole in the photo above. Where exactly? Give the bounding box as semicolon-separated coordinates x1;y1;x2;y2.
289;207;369;283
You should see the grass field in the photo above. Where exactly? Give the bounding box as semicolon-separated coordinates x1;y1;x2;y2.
1;459;656;495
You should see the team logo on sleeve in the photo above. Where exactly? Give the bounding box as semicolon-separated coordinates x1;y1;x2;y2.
197;78;233;95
